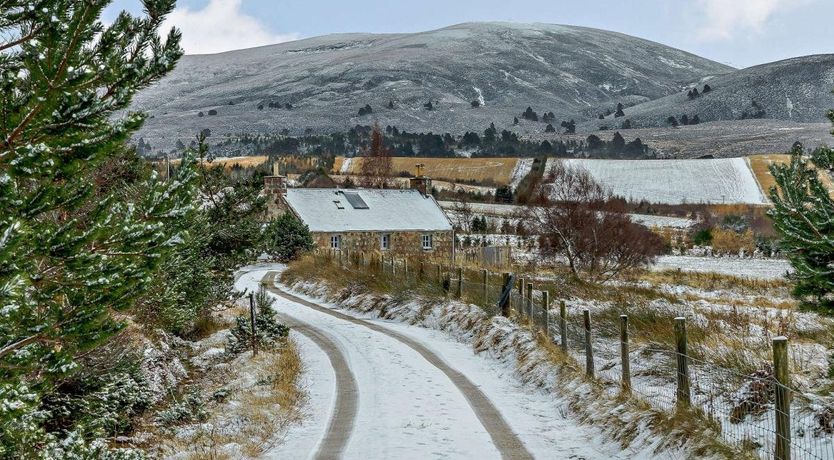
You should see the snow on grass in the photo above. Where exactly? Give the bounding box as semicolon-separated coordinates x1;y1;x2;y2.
439;200;696;230
509;158;534;189
338;157;353;174
652;256;792;280
545;157;768;205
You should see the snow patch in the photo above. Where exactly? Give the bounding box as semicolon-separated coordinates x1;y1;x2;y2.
473;86;485;107
508;158;534;190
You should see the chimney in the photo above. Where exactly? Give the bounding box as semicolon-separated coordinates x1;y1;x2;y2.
264;175;288;217
409;163;431;196
264;175;286;195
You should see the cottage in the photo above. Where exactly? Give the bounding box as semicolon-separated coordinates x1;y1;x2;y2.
264;175;455;260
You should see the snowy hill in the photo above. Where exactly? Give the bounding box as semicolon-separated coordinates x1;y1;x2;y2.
599;54;834;129
130;22;733;148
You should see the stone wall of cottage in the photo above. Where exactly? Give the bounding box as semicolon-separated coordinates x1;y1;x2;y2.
312;230;454;260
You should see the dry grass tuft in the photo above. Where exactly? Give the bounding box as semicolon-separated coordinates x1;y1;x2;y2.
638;268;792;299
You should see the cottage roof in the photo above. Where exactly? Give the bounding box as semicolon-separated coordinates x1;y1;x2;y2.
283;188;453;233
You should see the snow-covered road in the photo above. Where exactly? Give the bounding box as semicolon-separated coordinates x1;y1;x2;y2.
235;265;641;459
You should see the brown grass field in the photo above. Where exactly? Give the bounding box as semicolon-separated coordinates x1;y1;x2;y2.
748;154;834;198
332;156;520;185
161;155;270;170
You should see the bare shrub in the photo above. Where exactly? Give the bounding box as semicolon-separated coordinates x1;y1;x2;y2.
526;161;664;281
360;123;392;188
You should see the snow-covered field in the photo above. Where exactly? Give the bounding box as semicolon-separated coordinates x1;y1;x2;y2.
652;255;792;280
439;200;696;229
545;157;768;205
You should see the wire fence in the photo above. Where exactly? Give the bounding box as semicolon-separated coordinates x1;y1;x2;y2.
312;249;834;460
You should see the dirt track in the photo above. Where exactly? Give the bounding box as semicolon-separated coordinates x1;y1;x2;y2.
262;271;533;460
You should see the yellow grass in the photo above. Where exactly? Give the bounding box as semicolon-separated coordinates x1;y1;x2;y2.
161;155;270;170
332;156;520;185
748;154;834;198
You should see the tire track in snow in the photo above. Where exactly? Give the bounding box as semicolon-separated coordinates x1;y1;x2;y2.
263;272;534;460
265;291;358;459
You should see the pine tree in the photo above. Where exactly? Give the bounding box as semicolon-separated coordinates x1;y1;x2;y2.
769;135;834;310
262;213;315;262
0;1;187;455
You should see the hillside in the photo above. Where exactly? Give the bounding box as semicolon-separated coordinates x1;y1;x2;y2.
597;54;834;129
130;22;733;148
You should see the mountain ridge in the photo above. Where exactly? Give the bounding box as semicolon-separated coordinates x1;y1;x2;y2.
131;22;734;148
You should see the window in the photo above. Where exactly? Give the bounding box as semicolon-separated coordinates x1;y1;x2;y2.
421;233;433;250
330;234;342;250
381;234;390;250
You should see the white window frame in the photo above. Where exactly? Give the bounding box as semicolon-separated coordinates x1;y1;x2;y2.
380;233;390;250
421;233;433;250
330;234;342;250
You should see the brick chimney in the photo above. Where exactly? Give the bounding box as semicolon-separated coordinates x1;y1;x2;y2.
409;163;432;196
264;175;287;217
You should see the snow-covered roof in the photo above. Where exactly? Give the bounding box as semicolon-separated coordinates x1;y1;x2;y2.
284;188;453;233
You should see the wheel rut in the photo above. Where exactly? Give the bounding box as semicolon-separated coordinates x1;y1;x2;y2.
270;301;358;459
263;272;534;460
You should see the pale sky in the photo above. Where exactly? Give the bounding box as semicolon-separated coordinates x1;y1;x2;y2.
105;0;833;68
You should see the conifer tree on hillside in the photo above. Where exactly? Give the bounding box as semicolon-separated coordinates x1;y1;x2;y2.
769;124;834;310
0;0;188;455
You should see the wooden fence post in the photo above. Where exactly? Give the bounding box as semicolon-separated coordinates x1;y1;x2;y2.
499;273;511;317
541;291;550;333
620;315;631;393
674;317;691;408
380;253;385;274
559;301;568;352
583;309;594;378
774;336;791;460
482;269;489;305
526;283;534;322
456;267;463;299
403;259;408;276
249;292;258;356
